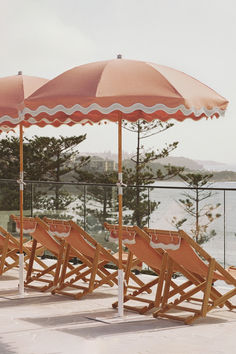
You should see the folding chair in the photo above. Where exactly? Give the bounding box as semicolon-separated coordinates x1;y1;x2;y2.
0;225;45;276
144;227;236;324
104;223;193;314
10;215;76;292
43;217;146;300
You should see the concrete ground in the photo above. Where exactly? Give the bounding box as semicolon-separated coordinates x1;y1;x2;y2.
0;267;235;354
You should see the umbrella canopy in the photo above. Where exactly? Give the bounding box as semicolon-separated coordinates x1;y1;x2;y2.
24;58;228;126
0;72;48;296
23;57;228;315
0;73;48;127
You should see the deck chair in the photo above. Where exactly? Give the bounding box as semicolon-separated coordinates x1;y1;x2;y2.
144;227;236;324
0;225;45;276
104;223;195;315
10;215;76;292
43;217;146;300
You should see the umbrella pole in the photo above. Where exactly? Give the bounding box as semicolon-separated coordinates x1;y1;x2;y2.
118;117;124;317
19;124;24;296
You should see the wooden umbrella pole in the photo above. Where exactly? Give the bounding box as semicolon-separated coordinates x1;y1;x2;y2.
19;123;24;296
118;116;124;316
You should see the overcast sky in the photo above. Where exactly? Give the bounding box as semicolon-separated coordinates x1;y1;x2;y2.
1;0;236;164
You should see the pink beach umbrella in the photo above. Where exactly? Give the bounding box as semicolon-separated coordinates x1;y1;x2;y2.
0;72;48;295
23;56;228;314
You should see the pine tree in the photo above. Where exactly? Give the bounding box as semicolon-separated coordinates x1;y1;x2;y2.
0;135;89;211
172;172;221;244
73;163;117;231
122;120;183;227
25;135;89;211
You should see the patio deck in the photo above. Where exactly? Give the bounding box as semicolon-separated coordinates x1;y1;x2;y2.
0;266;235;354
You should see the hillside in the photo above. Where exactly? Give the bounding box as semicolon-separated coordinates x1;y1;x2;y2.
66;153;236;182
158;156;204;170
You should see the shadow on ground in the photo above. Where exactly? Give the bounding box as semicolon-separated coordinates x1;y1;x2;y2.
0;289;116;307
21;313;95;327
57;317;183;338
0;275;19;281
0;338;17;354
20;307;235;339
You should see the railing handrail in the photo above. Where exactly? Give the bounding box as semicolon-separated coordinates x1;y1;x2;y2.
1;178;236;192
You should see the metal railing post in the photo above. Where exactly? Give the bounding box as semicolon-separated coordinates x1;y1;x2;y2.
30;183;33;217
223;190;226;268
83;185;86;231
148;187;150;228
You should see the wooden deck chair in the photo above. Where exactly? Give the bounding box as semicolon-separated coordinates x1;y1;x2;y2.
144;227;236;324
10;215;76;292
0;225;45;276
43;217;146;300
104;223;194;315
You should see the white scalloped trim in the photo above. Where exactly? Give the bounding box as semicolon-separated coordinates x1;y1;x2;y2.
23;103;226;118
0;103;226;126
0;125;14;132
27;117;95;125
0;116;23;124
48;230;70;238
109;236;136;245
150;240;181;250
123;238;136;245
16;226;36;234
0;110;24;124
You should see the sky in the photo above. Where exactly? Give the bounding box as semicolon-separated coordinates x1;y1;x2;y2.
1;0;236;164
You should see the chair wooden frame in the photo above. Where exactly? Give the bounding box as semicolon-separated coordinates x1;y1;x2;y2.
144;227;236;325
0;225;45;276
43;217;147;300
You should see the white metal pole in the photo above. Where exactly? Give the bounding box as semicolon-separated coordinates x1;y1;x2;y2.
117;117;124;316
19;123;24;296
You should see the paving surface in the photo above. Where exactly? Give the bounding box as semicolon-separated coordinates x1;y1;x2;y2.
0;267;235;354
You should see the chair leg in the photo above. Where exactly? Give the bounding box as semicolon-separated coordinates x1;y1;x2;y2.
201;258;216;317
0;235;11;275
154;252;168;307
88;244;100;293
26;239;37;281
53;240;65;288
57;243;71;289
124;251;133;295
162;257;174;307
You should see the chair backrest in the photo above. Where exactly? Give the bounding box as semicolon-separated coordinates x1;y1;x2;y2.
104;223;164;271
144;227;224;280
0;226;20;250
44;217;111;261
10;215;62;256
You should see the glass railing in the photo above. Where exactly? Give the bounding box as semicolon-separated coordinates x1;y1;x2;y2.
1;179;235;268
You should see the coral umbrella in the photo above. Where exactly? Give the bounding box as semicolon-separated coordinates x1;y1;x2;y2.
24;56;228;314
0;72;48;295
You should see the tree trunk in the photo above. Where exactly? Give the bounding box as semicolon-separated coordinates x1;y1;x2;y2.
55;151;60;211
102;188;107;230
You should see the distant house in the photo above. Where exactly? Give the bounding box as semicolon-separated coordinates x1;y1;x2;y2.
75;156;117;173
104;159;117;172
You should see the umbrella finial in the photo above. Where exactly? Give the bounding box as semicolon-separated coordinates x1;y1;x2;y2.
117;54;122;59
18;71;23;75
